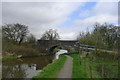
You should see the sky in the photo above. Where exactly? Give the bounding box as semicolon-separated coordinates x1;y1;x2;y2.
1;1;118;40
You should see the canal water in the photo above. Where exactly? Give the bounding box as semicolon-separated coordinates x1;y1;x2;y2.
2;56;54;78
2;50;68;78
55;50;68;59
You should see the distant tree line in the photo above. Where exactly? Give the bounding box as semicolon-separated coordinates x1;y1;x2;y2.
77;23;120;51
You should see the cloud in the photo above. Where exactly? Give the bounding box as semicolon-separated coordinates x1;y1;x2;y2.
2;2;118;40
73;2;118;34
2;2;84;39
93;2;118;16
59;2;118;40
2;0;119;2
0;2;2;26
75;14;117;26
60;32;75;40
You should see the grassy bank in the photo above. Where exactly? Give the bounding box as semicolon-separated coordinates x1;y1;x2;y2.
33;55;67;78
68;53;88;78
2;56;18;62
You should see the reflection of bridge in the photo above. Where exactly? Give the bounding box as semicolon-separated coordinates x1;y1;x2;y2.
37;40;79;54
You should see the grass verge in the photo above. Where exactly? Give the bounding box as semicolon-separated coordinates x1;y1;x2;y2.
68;53;88;78
33;55;67;78
2;56;17;62
68;52;118;78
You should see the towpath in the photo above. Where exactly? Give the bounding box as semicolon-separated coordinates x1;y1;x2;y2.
57;55;73;78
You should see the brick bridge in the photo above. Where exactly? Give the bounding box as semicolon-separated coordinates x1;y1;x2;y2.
37;40;79;54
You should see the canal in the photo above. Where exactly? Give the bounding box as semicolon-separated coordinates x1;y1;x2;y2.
2;56;55;78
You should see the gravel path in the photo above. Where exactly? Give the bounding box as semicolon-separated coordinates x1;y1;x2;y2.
57;55;73;78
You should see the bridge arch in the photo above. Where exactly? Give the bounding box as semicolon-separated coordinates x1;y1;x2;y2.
37;40;79;54
48;44;64;54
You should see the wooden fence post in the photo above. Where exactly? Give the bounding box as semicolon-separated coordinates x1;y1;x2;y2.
101;64;104;78
89;65;92;78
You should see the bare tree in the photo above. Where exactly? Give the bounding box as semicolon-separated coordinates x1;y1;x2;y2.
2;23;29;44
41;29;60;40
26;34;36;43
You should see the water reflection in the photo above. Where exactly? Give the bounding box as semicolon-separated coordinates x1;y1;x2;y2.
2;56;54;78
55;50;68;59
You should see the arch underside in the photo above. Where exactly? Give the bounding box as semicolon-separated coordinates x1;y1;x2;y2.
48;44;78;54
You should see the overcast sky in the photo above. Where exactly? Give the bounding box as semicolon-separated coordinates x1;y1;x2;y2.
2;1;118;40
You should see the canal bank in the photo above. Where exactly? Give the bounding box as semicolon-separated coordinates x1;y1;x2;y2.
2;53;51;62
2;56;18;62
2;56;55;78
33;55;67;78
